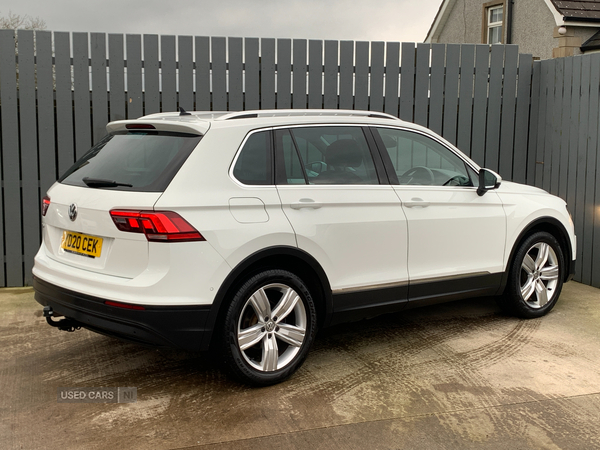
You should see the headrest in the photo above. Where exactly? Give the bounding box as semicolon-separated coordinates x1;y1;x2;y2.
325;139;363;168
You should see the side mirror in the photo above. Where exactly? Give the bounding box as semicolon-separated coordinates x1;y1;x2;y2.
477;168;501;196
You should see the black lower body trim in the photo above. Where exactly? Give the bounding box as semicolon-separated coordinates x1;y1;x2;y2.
33;276;212;352
330;273;503;324
407;272;503;308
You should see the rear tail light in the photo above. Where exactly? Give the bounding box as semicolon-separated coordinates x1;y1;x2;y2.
42;196;51;216
110;210;205;242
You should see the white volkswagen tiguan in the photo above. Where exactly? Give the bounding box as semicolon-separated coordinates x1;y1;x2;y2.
33;110;576;385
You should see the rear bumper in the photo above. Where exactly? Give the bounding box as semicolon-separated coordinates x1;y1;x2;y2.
33;276;212;351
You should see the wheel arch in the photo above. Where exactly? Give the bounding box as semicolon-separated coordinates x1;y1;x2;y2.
202;246;332;350
498;216;574;294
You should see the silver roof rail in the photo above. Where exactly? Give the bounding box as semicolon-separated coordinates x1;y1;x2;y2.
218;109;400;121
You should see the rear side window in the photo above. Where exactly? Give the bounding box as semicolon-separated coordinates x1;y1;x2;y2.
277;126;379;185
59;131;202;192
232;131;273;185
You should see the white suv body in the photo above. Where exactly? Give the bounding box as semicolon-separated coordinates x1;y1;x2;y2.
33;110;576;385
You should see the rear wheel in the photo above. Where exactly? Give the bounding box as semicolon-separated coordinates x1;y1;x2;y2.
222;269;317;386
499;231;564;318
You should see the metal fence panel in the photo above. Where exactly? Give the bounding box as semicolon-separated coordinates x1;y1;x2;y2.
126;34;143;119
36;31;57;195
398;42;413;121
277;39;292;109
559;57;573;200
355;42;369;110
16;31;39;286
73;32;91;158
54;32;75;176
527;61;542;186
228;37;243;111
567;58;581;217
429;43;445;136
0;30;20;286
292;39;307;109
457;44;475;156
574;56;591;281
245;38;260;110
542;60;556;193
323;40;338;109
309;40;323;109
470;45;489;167
143;35;160;115
499;45;518;180
370;42;385;112
484;45;504;171
339;41;354;110
195;36;210;111
109;34;126;121
179;36;194;111
211;37;227;111
513;54;533;185
442;44;460;146
91;33;108;144
161;35;177;112
261;39;276;109
550;58;564;196
414;43;430;127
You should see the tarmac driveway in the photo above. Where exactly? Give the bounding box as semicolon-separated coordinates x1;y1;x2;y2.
1;282;600;449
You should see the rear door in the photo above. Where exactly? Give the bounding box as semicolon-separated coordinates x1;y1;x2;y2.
274;125;409;313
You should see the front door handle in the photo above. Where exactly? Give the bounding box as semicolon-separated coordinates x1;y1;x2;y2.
290;198;322;210
403;198;430;208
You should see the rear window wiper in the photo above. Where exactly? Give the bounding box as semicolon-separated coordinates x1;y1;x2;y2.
82;177;133;188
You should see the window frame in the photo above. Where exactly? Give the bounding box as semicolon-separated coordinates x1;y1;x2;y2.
482;1;505;45
369;125;481;189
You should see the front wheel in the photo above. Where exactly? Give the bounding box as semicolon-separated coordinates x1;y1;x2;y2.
222;269;317;386
499;231;565;318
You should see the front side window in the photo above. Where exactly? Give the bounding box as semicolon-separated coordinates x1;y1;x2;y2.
375;127;473;187
485;3;504;44
277;126;379;185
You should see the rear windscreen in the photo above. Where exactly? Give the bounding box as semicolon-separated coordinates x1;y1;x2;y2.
59;131;202;192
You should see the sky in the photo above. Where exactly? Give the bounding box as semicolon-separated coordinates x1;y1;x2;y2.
2;0;442;43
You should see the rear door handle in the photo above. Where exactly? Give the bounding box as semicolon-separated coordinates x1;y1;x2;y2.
290;198;322;209
403;198;430;208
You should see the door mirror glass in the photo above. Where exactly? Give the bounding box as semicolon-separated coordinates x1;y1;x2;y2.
477;168;501;196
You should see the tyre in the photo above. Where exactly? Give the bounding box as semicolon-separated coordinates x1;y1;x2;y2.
222;269;317;386
499;231;565;318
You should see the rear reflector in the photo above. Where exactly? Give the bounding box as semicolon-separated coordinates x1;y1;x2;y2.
125;123;156;130
42;196;51;216
104;300;146;310
109;210;205;242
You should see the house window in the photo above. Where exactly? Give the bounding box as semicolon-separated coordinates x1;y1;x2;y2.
483;2;504;44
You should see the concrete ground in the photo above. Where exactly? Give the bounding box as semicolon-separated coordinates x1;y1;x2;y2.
1;282;600;450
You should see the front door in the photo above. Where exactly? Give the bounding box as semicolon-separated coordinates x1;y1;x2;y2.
372;126;506;302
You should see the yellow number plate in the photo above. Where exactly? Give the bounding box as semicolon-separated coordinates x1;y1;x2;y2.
60;231;103;258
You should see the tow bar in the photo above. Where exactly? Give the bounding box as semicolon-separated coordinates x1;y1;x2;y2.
43;306;82;332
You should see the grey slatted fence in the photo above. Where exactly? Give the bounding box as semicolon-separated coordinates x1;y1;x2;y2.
0;29;595;288
529;54;600;286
